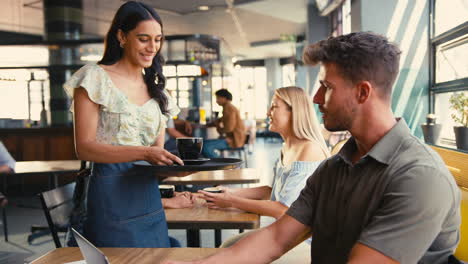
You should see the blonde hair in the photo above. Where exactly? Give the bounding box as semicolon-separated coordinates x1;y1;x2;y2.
274;86;330;157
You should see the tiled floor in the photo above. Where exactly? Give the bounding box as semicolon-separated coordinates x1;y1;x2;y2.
0;138;312;264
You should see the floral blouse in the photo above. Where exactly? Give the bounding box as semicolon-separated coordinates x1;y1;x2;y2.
63;64;179;146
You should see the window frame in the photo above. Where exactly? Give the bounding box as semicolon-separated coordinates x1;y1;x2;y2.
429;0;468;113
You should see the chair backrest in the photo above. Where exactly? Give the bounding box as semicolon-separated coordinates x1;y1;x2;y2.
39;182;76;248
430;145;468;261
330;139;348;155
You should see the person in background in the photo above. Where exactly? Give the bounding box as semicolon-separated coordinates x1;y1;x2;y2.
199;86;330;247
202;89;246;158
0;141;15;207
0;141;15;174
164;32;460;264
164;118;193;153
243;112;256;153
64;1;184;247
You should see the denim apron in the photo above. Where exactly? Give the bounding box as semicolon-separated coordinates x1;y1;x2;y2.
83;162;171;247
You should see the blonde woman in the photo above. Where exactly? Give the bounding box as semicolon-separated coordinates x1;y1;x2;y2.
199;86;330;246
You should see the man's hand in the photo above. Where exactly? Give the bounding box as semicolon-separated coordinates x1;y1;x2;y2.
0;165;12;173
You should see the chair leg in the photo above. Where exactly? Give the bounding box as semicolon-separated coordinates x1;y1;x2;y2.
2;207;7;242
243;150;248;168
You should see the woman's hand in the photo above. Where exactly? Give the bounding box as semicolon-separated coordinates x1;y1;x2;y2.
215;186;232;194
175;191;197;203
146;146;183;165
163;192;195;209
198;190;234;209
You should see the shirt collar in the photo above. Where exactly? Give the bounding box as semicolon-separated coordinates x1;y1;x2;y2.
338;118;411;165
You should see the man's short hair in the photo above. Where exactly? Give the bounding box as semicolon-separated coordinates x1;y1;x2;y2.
303;32;401;99
215;89;233;101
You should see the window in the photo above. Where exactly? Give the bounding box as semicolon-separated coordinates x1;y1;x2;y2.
330;0;351;36
0;46;50;126
0;69;49;124
282;64;295;87
434;0;468;35
435;36;468;83
227;65;268;120
430;0;468;147
163;65;203;110
330;6;342;37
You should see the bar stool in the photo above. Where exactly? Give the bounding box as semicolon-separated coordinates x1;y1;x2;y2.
218;135;250;168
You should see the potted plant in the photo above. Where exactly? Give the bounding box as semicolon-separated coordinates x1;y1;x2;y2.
421;113;442;145
449;92;468;151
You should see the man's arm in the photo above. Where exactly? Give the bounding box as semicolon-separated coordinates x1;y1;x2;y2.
348;243;399;264
167;127;187;138
218;106;236;133
356;166;459;263
162;214;312;264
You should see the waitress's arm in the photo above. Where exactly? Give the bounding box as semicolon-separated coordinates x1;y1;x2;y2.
153;129;165;147
73;87;182;165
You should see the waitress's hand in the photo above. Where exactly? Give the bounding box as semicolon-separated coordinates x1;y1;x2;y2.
146;146;183;166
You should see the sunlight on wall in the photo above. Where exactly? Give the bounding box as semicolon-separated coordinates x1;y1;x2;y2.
359;0;430;137
394;24;428;117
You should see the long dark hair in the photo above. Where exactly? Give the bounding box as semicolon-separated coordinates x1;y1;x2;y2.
99;1;168;114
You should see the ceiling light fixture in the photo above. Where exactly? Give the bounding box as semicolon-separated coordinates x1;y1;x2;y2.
198;5;210;11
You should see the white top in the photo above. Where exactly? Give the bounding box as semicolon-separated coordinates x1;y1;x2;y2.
63;64;179;146
0;141;15;170
271;159;321;207
269;158;322;244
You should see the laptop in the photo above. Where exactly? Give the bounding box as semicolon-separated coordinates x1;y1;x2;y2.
72;228;110;264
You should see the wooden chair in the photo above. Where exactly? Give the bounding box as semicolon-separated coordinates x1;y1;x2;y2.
430;145;468;261
38;182;76;248
330;139;348;155
219;134;250;167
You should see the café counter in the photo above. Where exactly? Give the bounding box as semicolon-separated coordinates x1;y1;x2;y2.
0;127;76;161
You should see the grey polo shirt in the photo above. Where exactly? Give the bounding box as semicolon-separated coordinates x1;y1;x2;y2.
287;119;460;264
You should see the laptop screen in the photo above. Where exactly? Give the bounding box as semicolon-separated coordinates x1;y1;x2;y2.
72;228;110;264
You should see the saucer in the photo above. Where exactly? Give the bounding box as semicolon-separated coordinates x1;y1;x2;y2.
182;158;210;165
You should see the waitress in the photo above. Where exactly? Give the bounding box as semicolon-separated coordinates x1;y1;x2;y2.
64;1;182;247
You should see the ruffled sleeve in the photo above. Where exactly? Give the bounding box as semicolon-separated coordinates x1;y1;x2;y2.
63;64;127;113
163;89;180;119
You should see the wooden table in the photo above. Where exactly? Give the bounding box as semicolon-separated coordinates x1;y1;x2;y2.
163;168;260;185
165;198;260;247
31;247;221;264
2;160;82;193
0;160;82;244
